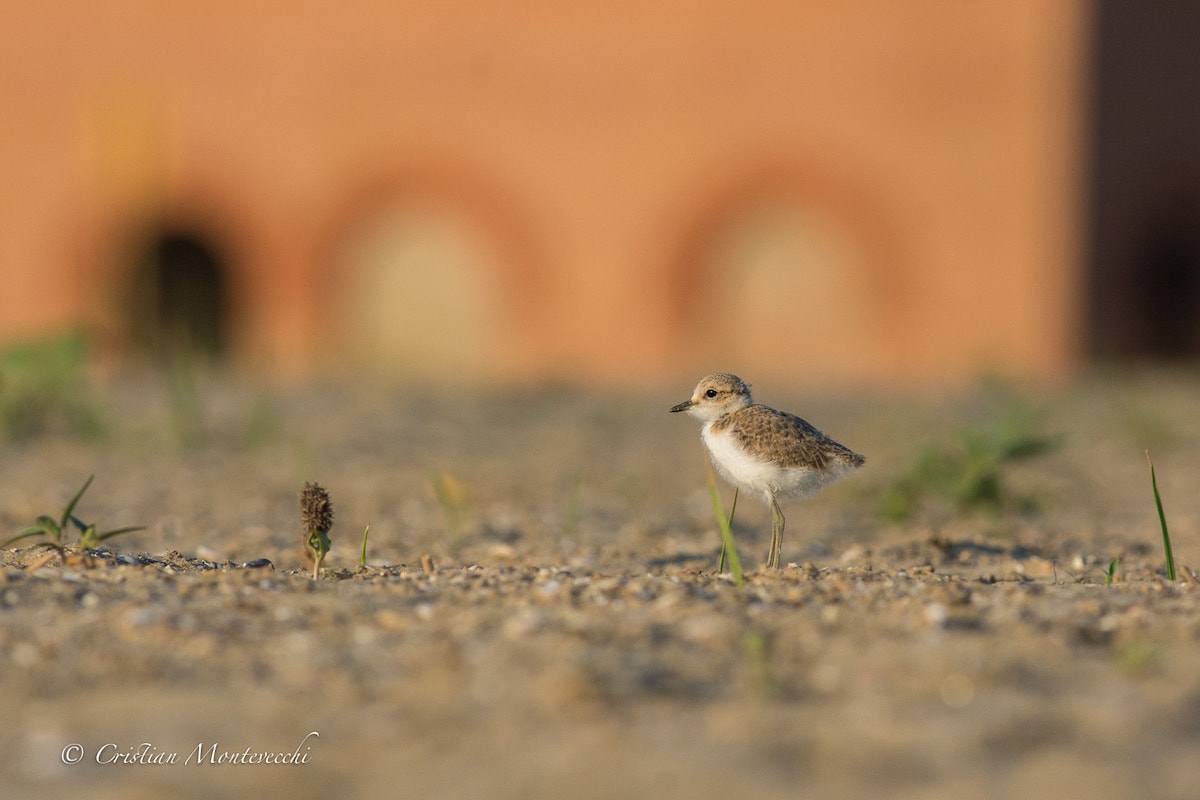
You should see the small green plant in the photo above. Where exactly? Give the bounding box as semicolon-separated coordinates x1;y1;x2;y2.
741;627;775;698
300;482;334;579
562;472;584;541
1146;451;1176;581
1104;555;1119;586
430;470;469;545
359;524;371;566
879;394;1055;523
161;345;204;448
2;475;143;554
717;487;739;573
0;332;103;441
706;459;744;587
1113;640;1163;675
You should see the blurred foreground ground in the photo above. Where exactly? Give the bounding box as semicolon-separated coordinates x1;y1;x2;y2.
1;368;1199;799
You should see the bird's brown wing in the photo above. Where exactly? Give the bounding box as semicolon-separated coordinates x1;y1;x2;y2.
729;405;864;470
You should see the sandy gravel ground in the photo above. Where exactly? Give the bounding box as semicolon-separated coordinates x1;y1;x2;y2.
2;368;1199;799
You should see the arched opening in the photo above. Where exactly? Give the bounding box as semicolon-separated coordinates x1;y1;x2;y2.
678;197;884;382
1132;198;1200;357
1088;4;1200;359
127;228;230;357
334;200;510;380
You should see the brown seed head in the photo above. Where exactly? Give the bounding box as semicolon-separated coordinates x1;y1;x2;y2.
299;481;334;533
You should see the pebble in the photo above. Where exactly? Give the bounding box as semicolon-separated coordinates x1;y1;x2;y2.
924;603;949;627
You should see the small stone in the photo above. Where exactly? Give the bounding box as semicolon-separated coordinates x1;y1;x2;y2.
939;673;975;708
502;609;544;638
924;603;949;627
374;609;406;631
839;545;867;564
487;543;517;562
11;642;38;668
590;577;624;597
195;544;224;562
1013;557;1056;578
679;614;730;645
809;661;843;694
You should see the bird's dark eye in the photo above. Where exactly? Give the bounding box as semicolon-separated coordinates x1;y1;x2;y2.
705;389;718;398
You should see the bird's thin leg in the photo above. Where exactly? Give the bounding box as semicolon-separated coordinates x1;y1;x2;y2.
768;496;785;569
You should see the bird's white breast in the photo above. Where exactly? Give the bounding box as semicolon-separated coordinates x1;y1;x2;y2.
701;422;847;502
703;423;788;497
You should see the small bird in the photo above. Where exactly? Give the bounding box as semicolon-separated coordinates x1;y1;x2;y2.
671;373;864;569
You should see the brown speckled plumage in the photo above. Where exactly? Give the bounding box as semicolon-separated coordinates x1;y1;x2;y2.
710;404;865;472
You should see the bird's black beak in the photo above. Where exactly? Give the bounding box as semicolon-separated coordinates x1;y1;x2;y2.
669;400;693;413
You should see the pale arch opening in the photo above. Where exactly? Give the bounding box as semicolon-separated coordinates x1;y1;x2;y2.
684;199;879;381
335;201;509;380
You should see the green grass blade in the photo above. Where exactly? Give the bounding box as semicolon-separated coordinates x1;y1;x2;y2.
741;628;775;698
706;459;744;587
1104;555;1119;586
60;474;95;529
360;524;371;566
34;515;61;532
94;526;146;542
2;525;55;548
1147;452;1177;581
718;488;739;572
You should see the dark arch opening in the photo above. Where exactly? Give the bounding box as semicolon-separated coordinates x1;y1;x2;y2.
1088;4;1200;359
1132;198;1200;357
128;228;229;357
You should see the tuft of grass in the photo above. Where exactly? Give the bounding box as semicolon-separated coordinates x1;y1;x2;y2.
300;482;334;579
705;459;744;587
741;627;776;698
879;393;1055;523
1113;640;1163;675
562;472;584;541
718;488;739;573
430;470;470;545
1146;452;1176;581
160;344;205;448
2;475;143;555
1104;555;1119;586
240;395;282;449
0;332;103;441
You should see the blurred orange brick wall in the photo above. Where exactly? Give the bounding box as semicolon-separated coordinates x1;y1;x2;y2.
0;1;1089;386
